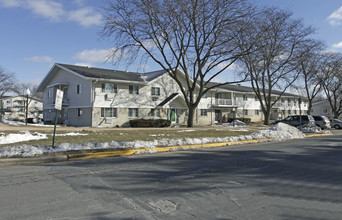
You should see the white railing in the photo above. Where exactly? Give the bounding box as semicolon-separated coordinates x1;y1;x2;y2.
215;98;232;106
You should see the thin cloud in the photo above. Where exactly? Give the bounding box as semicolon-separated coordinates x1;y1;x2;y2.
24;56;53;63
327;6;342;26
0;0;102;27
332;41;342;49
68;7;102;27
73;48;112;64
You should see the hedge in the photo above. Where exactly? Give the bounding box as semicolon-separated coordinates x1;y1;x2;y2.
129;119;171;127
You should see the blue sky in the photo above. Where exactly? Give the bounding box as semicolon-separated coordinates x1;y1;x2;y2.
1;0;342;86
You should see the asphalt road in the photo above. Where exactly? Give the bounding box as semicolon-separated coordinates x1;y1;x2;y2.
0;135;342;220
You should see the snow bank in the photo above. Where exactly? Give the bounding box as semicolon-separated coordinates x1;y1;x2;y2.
0;122;314;158
251;122;306;140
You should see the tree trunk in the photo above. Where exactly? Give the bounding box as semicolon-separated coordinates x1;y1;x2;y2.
263;109;271;125
187;106;196;127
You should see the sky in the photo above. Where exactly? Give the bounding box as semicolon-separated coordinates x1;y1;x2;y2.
1;0;342;89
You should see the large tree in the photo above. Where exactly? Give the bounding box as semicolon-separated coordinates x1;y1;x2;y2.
0;66;15;97
101;0;254;127
237;8;315;125
318;52;342;119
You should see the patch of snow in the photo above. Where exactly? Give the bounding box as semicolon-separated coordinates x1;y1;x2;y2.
231;129;249;132
54;132;88;136
221;120;248;127
2;119;56;127
0;131;47;145
251;123;306;140
177;130;195;132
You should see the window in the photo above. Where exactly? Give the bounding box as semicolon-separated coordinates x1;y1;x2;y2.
6;100;10;103
288;110;291;114
101;108;117;117
201;109;208;116
243;109;248;116
215;93;222;99
102;83;117;93
243;94;248;101
77;108;82;118
48;89;52;98
151;87;160;96
150;109;160;117
294;110;297;114
129;85;139;94
255;96;258;101
129;108;139;117
282;110;285;115
77;84;82;94
255;110;259;115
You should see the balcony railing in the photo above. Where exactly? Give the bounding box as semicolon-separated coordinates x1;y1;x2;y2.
214;98;233;106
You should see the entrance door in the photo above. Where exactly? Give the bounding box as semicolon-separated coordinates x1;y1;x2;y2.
170;109;176;123
215;109;222;122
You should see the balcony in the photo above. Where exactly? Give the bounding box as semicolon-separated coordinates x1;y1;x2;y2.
214;98;233;106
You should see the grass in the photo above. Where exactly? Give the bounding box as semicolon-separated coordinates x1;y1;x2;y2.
0;124;266;148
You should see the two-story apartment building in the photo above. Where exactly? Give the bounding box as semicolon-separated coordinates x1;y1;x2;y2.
0;95;42;113
36;63;307;127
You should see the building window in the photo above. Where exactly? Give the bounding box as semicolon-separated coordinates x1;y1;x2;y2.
201;109;208;116
150;109;160;117
243;94;248;101
294;110;297;114
255;110;259;115
129;108;139;118
48;89;52;98
6;100;10;103
322;108;330;114
282;110;285;116
151;87;160;96
243;109;248;116
77;108;82;118
101;108;117;117
102;83;117;93
215;93;222;99
255;96;258;101
77;84;82;94
288;110;291;114
129;85;139;95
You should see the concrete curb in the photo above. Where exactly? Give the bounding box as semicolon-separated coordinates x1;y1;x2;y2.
306;133;332;138
67;138;272;160
0;155;68;167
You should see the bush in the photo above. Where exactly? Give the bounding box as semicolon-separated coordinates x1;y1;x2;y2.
129;119;171;127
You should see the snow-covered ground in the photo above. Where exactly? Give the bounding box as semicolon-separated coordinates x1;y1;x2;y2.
0;122;329;158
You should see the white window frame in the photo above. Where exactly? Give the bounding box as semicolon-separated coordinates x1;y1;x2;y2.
255;110;259;115
101;108;117;118
102;83;117;93
77;108;83;118
129;108;139;118
77;84;82;95
200;109;208;116
243;94;248;101
129;85;139;95
243;109;248;116
151;87;160;96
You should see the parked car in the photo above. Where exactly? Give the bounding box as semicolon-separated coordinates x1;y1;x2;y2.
275;115;315;127
313;115;331;129
330;119;342;129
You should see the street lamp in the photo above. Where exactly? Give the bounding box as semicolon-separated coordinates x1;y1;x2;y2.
25;88;31;125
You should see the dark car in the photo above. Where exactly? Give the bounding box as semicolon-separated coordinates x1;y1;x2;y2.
275;115;315;127
330;119;342;129
313;115;331;129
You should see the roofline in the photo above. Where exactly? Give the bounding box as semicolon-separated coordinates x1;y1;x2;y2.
89;77;148;85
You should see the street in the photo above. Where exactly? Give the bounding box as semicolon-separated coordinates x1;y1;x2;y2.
1;135;342;219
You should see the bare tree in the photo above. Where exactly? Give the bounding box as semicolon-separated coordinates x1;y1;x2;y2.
101;0;254;127
237;8;315;125
294;40;325;114
318;52;342;119
12;82;39;98
0;66;16;96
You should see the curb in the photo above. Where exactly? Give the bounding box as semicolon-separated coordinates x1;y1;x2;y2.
67;138;272;160
0;155;68;167
306;133;332;138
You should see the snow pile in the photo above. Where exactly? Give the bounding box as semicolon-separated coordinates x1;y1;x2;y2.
0;122;315;158
221;120;248;127
250;122;306;140
298;124;321;133
0;131;47;145
2;119;56;127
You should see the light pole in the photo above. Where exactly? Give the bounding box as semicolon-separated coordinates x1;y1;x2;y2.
25;88;31;125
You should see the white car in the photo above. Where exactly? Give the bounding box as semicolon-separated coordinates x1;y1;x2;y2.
330;119;342;129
